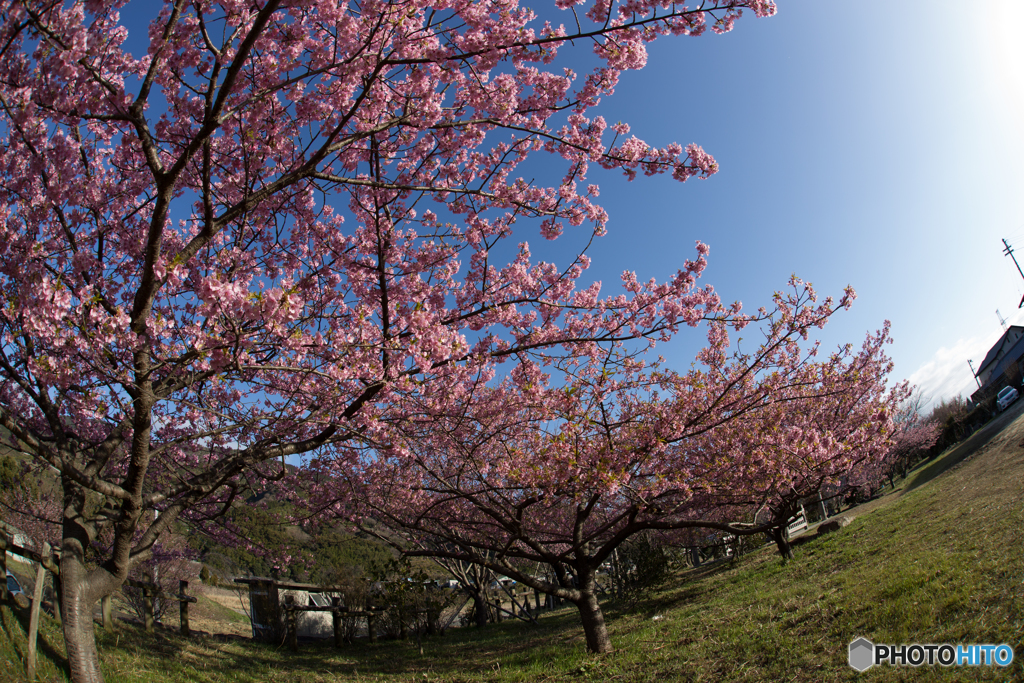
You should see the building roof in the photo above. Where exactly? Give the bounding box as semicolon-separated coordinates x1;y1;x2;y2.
977;325;1024;375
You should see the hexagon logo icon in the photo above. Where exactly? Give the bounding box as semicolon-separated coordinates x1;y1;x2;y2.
849;637;874;672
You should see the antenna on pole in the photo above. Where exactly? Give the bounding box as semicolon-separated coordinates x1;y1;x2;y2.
1002;239;1024;308
997;309;1008;330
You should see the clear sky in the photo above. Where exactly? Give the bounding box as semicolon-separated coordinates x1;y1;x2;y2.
535;0;1024;408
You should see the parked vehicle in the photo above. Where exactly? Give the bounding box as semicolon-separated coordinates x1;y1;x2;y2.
6;571;24;598
997;386;1019;412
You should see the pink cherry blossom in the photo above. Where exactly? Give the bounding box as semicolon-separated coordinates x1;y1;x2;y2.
303;284;904;652
0;1;781;678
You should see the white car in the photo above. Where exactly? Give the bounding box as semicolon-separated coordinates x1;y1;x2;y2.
996;386;1019;412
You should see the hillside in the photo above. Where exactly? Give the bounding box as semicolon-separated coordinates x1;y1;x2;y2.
2;408;1022;682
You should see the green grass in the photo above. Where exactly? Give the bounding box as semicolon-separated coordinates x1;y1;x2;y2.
194;595;251;626
0;595;70;681
3;435;1022;682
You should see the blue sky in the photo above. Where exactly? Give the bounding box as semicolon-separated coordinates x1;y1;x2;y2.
541;0;1024;408
111;0;1024;409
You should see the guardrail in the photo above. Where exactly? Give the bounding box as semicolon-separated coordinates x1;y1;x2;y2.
787;511;808;536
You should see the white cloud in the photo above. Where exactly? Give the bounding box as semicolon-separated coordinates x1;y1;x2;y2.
903;306;1024;411
906;336;994;408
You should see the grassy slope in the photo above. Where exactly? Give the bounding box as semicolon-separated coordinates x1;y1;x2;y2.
2;417;1022;682
0;596;69;682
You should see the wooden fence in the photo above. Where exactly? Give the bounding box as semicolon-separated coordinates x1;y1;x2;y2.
236;577;562;651
1;532;195;638
120;577;197;635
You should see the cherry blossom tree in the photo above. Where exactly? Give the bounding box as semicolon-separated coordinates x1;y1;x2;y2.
735;321;909;558
0;0;776;678
876;401;941;488
315;283;902;653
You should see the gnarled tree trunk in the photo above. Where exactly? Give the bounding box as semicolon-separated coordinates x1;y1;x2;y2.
573;569;612;653
61;552;105;683
61;480;125;683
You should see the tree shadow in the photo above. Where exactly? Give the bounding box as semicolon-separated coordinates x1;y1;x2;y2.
609;555;759;617
0;599;71;681
902;410;1009;493
99;610;583;680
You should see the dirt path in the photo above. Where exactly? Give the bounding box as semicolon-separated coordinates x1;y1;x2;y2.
201;585;249;615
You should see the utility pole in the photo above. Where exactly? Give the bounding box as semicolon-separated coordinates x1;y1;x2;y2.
968;359;982;388
1002;239;1024;308
997;309;1008;330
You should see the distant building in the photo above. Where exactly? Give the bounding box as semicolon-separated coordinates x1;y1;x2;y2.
971;325;1024;402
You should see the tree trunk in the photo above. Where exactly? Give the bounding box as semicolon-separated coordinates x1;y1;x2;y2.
470;588;488;627
772;525;794;560
573;572;612;653
61;554;105;683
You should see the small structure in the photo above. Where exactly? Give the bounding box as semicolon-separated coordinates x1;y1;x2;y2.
971;325;1024;402
280;589;335;637
235;578;373;643
235;577;282;642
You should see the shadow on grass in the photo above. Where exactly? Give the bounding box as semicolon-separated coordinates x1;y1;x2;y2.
902;406;1015;493
0;600;71;681
610;545;786;619
99;606;587;681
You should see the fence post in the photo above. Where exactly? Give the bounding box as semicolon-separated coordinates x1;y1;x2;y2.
331;597;343;647
143;586;154;632
26;546;47;681
51;571;61;625
0;533;7;601
102;595;113;630
367;611;377;643
284;595;298;651
179;580;190;636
